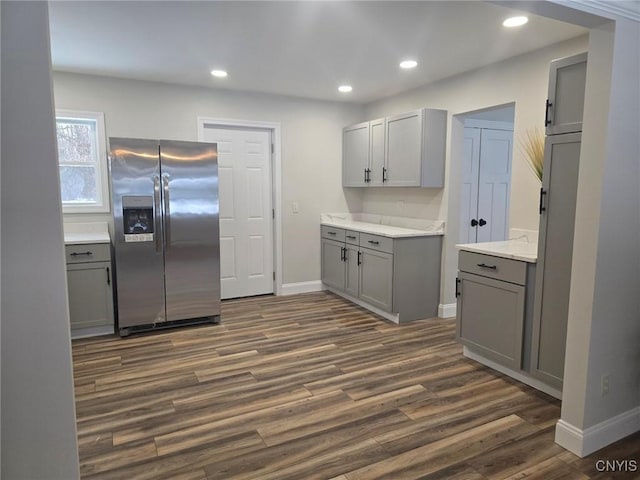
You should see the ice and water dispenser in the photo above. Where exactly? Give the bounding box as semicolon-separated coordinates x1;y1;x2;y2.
122;196;154;243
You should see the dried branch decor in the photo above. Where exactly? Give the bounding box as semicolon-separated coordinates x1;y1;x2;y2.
520;128;544;182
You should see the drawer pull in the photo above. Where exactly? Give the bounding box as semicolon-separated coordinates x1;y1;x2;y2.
327;231;336;235
367;240;379;245
346;235;356;240
477;263;497;270
70;251;93;256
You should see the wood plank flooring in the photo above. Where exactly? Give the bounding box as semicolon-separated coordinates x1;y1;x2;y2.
72;291;640;479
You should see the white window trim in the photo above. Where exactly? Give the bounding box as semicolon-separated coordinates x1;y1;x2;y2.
56;109;110;214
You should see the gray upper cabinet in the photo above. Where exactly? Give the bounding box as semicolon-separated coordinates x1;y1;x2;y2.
342;108;446;188
546;52;587;135
342;122;370;186
531;132;582;389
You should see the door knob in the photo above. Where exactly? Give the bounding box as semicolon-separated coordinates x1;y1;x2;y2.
470;219;478;227
479;218;487;226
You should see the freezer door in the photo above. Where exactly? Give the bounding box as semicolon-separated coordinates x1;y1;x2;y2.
110;138;166;329
160;140;220;321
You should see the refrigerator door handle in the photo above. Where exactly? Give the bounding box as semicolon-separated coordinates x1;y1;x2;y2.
163;174;171;251
153;175;162;252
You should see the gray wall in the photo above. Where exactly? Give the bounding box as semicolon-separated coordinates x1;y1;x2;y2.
54;72;364;285
1;2;80;478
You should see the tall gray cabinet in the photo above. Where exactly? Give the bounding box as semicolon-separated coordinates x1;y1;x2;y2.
531;52;587;390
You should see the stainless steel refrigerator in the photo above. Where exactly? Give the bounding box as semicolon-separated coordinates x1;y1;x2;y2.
109;138;220;336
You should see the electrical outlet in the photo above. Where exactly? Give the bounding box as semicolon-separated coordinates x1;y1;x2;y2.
601;374;610;396
292;202;299;214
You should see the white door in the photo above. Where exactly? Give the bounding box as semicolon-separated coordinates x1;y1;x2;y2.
459;127;512;244
201;126;274;299
459;127;481;243
476;129;512;242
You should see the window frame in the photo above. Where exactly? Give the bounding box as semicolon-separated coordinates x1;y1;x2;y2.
56;109;110;214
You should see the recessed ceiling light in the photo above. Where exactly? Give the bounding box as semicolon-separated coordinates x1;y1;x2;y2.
210;69;228;78
338;85;352;93
400;60;418;69
503;16;528;27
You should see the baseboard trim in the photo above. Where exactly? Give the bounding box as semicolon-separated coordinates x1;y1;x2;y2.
280;280;324;296
438;303;456;318
71;324;115;339
326;287;400;324
555;407;640;457
463;346;562;400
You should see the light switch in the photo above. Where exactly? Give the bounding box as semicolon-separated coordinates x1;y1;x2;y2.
292;202;299;214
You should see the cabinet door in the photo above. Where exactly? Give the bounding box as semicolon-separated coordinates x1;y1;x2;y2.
359;247;393;312
343;122;370;187
321;238;345;291
344;245;360;298
546;52;587;135
368;118;386;186
456;271;525;370
531;133;581;389
385;110;422;186
67;262;114;329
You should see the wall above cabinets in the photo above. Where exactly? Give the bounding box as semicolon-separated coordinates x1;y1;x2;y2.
342;108;447;188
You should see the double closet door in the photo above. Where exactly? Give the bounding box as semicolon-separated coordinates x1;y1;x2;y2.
460;127;513;244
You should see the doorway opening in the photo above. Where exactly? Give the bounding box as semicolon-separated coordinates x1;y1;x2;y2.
458;103;515;244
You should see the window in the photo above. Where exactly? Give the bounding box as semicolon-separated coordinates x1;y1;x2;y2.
56;110;109;213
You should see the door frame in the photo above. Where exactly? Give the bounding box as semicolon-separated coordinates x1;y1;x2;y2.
197;117;283;296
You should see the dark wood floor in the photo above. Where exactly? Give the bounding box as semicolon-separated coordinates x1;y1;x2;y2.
72;291;640;479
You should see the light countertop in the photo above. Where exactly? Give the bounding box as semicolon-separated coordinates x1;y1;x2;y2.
321;213;444;238
456;239;538;263
63;222;111;245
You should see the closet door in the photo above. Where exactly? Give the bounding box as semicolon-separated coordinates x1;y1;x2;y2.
459;127;481;243
476;129;513;243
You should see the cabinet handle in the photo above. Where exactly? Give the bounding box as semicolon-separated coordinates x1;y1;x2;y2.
455;277;461;297
545;99;553;127
539;188;547;214
346;235;356;240
367;240;379;245
364;168;368;183
106;266;111;286
478;218;487;227
470;219;478;227
357;251;362;266
382;167;387;183
477;263;497;270
70;251;93;256
366;168;371;183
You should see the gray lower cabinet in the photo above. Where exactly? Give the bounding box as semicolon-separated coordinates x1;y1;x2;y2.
65;243;114;332
456;251;533;371
358;247;393;312
321;225;441;321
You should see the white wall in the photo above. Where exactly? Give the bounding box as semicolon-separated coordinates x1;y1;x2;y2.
558;16;640;455
361;36;589;306
1;2;80;478
53;72;364;284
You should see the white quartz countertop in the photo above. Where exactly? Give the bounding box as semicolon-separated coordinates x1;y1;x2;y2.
456;239;538;263
63;222;111;245
321;213;444;238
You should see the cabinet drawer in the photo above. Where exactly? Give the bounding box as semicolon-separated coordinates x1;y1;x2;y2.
345;230;360;245
359;233;393;254
458;251;526;285
65;243;111;264
321;226;345;242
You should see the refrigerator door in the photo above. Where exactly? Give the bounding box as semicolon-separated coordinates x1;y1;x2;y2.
160;140;220;322
110;138;167;329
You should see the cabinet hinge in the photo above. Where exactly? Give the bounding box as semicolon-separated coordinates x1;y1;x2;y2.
273;271;276;281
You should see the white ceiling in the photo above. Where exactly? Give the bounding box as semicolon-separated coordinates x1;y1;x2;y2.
48;1;588;104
